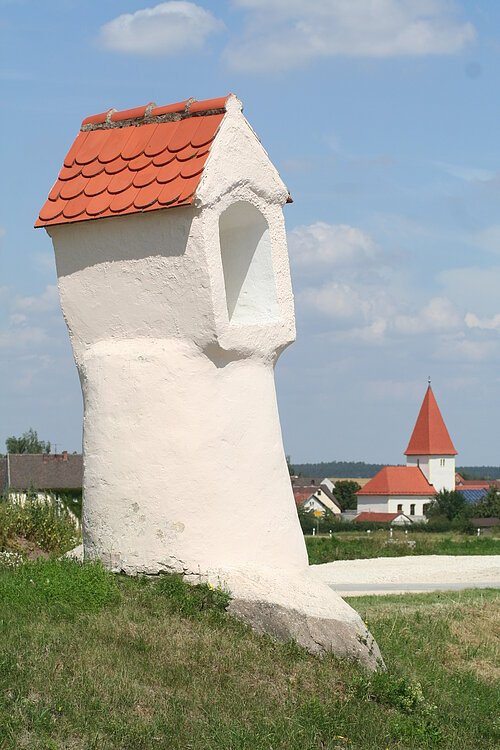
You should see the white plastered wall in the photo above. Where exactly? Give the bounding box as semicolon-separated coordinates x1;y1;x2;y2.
44;98;382;663
406;455;455;492
48;97;303;577
357;495;433;516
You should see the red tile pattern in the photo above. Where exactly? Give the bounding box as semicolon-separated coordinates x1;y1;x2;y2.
36;96;229;227
357;467;436;496
405;386;457;456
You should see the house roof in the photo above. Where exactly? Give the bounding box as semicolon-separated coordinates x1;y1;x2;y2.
457;482;491;490
331;477;372;488
355;512;405;523
4;453;83;491
293;488;317;505
35;95;231;228
293;485;342;512
357;466;436;496
470;517;500;527
291;477;325;488
457;488;488;503
405;386;457;456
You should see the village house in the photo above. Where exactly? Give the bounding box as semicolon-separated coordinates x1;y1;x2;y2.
0;452;82;526
356;384;456;521
292;479;342;516
0;452;83;502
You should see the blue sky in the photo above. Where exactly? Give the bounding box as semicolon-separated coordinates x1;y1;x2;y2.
2;0;500;464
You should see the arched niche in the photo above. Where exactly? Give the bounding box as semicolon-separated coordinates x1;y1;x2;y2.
218;201;279;324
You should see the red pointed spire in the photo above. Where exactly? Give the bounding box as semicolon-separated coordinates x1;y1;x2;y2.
405;386;457;456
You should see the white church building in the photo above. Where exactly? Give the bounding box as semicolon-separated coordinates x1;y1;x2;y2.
356;385;457;520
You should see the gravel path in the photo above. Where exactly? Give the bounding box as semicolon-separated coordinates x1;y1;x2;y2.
311;555;500;595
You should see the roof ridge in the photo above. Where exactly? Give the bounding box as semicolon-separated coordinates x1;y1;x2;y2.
81;95;231;132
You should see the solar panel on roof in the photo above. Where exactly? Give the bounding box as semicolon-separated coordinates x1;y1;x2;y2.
457;489;488;503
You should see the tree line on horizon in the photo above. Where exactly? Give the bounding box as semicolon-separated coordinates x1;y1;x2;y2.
293;460;500;480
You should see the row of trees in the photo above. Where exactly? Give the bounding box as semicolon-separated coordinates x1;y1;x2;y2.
428;488;500;521
5;429;51;455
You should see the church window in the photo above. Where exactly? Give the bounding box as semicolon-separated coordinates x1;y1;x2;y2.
397;504;403;512
410;504;415;515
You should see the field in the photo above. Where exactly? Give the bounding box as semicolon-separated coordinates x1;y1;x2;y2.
0;559;498;750
306;529;500;565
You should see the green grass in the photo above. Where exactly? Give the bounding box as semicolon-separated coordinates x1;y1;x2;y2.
306;530;500;564
0;560;498;749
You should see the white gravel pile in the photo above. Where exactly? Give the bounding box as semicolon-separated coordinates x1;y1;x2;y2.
311;555;500;594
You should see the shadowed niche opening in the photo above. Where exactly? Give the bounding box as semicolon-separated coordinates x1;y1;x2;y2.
219;201;279;324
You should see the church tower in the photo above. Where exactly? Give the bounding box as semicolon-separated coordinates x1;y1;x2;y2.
405;384;457;492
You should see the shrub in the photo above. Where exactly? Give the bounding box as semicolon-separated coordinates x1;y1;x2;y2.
354;671;436;716
296;507;337;534
0;495;80;555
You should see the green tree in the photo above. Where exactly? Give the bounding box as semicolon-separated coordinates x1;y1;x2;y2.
286;455;296;477
6;428;51;454
473;487;500;518
426;489;467;521
333;480;361;511
296;505;336;535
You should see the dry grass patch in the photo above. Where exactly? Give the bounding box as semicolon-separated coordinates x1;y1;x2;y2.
446;597;500;681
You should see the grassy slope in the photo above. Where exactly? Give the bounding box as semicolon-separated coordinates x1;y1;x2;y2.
306;530;500;564
0;560;498;750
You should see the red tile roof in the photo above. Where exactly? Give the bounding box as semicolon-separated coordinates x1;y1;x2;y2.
355;512;402;523
357;466;436;496
455;482;491;490
405;386;457;456
293;488;319;505
36;96;230;228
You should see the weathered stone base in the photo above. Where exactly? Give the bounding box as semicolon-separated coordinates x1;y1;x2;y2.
70;544;383;670
197;566;384;671
228;598;383;670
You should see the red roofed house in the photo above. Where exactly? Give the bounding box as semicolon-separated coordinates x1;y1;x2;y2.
293;482;342;516
357;385;457;519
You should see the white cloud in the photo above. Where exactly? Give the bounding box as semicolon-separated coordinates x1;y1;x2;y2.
9;313;27;326
100;2;223;56
433;161;495;182
226;0;475;72
439;267;500;317
0;327;48;350
292;221;475;353
13;284;59;314
435;333;498;363
289;222;377;268
394;297;462;334
465;312;500;331
474;225;500;255
300;280;395;328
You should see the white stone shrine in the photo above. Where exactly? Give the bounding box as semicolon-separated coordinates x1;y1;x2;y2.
37;95;382;668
